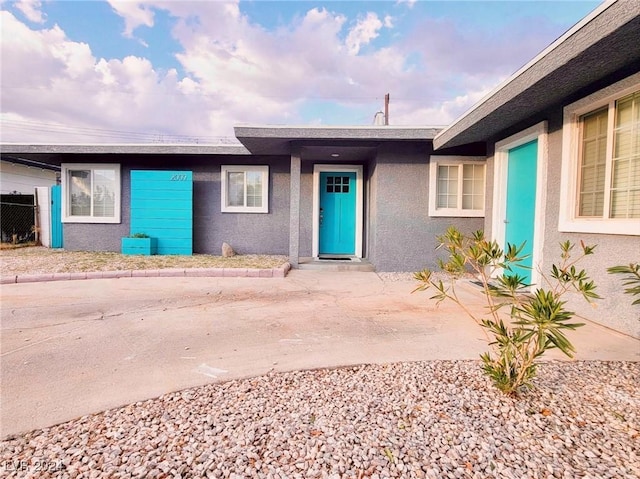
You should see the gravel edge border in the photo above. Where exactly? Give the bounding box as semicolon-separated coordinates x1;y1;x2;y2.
0;262;292;284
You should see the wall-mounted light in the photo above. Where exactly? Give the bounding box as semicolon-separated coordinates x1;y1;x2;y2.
331;153;340;158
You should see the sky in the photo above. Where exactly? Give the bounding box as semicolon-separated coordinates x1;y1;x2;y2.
0;0;601;144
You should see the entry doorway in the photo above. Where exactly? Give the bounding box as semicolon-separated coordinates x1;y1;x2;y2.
312;165;363;258
492;122;547;287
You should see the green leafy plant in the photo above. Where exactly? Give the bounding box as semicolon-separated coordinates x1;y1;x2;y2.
129;233;150;238
414;226;599;396
607;263;640;305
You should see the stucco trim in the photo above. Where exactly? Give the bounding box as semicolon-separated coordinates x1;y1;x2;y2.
312;165;364;259
493;122;548;288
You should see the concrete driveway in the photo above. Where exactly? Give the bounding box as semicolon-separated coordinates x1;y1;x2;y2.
1;271;638;438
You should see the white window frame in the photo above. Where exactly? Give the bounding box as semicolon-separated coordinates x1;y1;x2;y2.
61;163;121;224
221;165;269;213
428;156;486;217
559;72;640;235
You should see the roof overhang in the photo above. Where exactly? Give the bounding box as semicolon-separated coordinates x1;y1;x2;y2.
0;143;251;167
234;125;442;156
0;143;251;156
434;0;640;150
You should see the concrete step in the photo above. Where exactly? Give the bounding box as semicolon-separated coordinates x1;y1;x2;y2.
296;257;375;272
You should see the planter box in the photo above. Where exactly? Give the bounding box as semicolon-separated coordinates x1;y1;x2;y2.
121;237;157;255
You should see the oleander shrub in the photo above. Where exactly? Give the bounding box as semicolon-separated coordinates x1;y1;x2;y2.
607;263;640;306
414;227;599;396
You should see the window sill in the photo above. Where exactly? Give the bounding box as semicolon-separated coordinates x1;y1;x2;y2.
221;207;268;214
62;216;121;224
558;219;640;236
429;209;484;218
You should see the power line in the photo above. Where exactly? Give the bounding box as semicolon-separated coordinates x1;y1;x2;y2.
1;84;448;103
0;119;238;144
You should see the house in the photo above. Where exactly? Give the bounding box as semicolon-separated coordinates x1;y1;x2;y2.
0;157;59;195
0;132;484;268
432;0;639;337
0;157;60;245
0;1;637;336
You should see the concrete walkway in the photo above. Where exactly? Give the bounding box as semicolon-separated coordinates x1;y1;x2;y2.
1;271;638;438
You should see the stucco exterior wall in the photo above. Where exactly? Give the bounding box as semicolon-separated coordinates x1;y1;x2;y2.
484;107;639;338
542;113;639;338
64;155;291;255
369;144;484;272
192;156;290;255
298;163;314;258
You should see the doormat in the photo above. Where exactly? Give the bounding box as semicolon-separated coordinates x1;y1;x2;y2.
317;256;361;262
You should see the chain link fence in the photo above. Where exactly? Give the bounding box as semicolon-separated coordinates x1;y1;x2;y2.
1;195;36;244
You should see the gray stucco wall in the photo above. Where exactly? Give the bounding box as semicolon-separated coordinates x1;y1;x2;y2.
369;143;484;272
192;157;290;255
542;113;639;338
484;107;639;338
298;163;314;258
63;155;290;255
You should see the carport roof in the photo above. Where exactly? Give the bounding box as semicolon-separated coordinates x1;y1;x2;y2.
433;0;640;150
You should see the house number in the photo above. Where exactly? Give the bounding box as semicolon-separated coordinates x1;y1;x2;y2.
170;174;188;181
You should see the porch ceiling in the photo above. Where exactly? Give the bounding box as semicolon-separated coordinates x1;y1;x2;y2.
300;145;378;163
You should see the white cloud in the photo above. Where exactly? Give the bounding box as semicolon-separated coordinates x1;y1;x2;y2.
396;0;417;9
345;12;385;55
393;86;495;126
14;0;45;23
0;2;570;143
0;10;227;143
107;0;155;37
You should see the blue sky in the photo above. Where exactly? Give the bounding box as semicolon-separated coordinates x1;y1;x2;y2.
1;0;600;143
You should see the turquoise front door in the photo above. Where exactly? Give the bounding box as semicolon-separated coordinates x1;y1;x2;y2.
505;140;538;284
319;172;356;255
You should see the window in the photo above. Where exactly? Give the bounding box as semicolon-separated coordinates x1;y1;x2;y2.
61;164;121;223
326;176;350;193
429;157;486;217
221;165;269;213
559;73;640;235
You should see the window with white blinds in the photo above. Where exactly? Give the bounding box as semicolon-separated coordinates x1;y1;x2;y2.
577;91;640;220
429;158;486;217
221;165;269;213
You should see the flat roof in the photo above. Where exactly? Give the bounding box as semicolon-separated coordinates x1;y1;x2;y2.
234;125;442;154
0;143;251;156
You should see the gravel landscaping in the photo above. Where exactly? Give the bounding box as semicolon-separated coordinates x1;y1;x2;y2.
0;247;287;277
2;360;638;479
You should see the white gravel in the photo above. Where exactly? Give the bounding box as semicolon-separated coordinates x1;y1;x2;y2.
1;360;638;479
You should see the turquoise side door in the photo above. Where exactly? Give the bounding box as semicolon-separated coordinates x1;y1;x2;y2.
50;185;63;248
505;140;538;284
130;170;193;255
319;172;356;255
